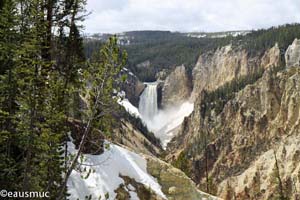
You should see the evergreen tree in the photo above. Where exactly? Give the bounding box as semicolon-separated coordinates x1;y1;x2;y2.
57;36;127;200
0;0;20;191
0;0;89;198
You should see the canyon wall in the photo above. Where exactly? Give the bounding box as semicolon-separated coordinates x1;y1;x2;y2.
161;65;191;108
121;68;145;107
191;43;281;100
285;38;300;68
167;40;300;199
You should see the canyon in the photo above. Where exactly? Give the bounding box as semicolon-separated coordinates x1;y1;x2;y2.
72;27;300;200
119;36;300;199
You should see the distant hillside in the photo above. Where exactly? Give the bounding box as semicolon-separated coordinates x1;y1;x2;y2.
123;32;233;81
184;30;250;38
84;24;300;82
84;31;234;81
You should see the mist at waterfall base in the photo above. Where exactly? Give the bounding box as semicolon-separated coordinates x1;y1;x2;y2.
138;82;194;148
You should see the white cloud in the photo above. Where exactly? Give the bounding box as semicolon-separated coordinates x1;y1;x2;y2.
84;0;300;33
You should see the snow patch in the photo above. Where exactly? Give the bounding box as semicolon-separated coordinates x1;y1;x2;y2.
129;191;139;200
118;98;141;118
67;142;166;200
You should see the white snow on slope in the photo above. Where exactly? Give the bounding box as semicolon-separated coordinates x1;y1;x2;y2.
118;98;141;118
67;142;166;200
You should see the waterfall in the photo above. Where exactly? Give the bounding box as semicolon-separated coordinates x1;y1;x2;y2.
137;81;194;149
138;82;158;120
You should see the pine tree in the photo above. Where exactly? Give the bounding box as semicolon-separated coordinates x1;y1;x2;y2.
57;36;127;200
0;0;21;191
0;0;87;197
1;1;128;199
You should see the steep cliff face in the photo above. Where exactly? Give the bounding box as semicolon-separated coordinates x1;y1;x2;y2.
113;119;162;156
167;43;281;154
161;65;191;108
166;37;300;199
168;66;300;199
191;44;281;100
121;68;145;107
285;38;300;68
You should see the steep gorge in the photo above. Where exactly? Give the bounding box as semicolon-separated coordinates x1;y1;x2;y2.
109;34;300;200
191;43;281;100
167;39;300;199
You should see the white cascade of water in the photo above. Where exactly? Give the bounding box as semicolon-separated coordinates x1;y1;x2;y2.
137;81;194;148
138;82;158;120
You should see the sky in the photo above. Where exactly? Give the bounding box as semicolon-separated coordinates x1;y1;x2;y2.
84;0;300;34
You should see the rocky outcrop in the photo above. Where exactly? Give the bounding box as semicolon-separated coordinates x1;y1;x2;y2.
115;175;164;200
113;119;162;156
261;43;281;69
191;44;281;100
285;38;300;68
161;65;191;108
218;135;300;199
120;68;145;107
145;155;221;200
168;66;300;199
156;69;168;81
